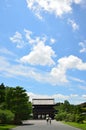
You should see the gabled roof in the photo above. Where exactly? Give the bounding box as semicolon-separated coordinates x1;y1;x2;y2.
32;98;55;105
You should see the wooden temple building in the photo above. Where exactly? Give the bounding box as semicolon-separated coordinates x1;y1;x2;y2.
32;98;55;119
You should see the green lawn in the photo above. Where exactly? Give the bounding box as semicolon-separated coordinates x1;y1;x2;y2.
0;124;16;130
63;121;86;130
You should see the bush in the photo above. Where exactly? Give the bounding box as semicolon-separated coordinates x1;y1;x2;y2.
0;109;14;124
75;114;84;123
55;112;67;121
65;113;75;122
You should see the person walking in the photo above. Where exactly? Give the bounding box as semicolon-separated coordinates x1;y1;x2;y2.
46;117;49;124
49;117;51;124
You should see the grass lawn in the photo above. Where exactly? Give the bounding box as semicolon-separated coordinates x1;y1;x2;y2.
0;124;16;130
63;121;86;130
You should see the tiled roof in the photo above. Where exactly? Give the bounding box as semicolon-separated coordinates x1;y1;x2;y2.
32;98;55;105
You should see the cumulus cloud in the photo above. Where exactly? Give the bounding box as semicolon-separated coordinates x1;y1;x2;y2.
10;32;25;48
10;29;56;49
57;55;86;70
26;0;81;19
68;19;79;31
20;55;86;85
24;29;48;45
10;29;56;66
10;29;42;48
79;40;86;53
0;55;86;85
48;55;86;85
24;29;34;44
27;92;86;104
20;31;56;66
20;41;56;66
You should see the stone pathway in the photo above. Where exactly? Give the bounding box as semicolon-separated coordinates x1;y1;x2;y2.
11;120;81;130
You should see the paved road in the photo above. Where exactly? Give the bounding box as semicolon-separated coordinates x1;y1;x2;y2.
11;120;81;130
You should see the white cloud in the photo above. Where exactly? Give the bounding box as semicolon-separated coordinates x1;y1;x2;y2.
10;32;25;48
10;29;57;67
82;94;86;98
24;29;34;44
0;56;10;71
20;40;56;66
79;40;86;53
27;92;86;104
70;77;85;83
22;55;86;85
26;0;81;19
10;29;56;66
0;47;15;56
10;29;43;48
10;29;56;49
27;92;69;102
24;29;47;45
50;38;56;44
48;55;86;85
73;0;81;4
0;55;86;85
27;92;52;101
0;56;41;79
57;55;86;70
68;19;79;31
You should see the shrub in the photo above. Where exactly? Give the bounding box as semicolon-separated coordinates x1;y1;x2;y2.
0;109;14;124
75;114;84;123
65;113;75;122
55;112;67;121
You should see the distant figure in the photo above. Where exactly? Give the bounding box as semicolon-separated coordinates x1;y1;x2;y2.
46;117;49;124
49;117;51;124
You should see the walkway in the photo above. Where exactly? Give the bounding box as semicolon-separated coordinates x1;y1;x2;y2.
11;120;81;130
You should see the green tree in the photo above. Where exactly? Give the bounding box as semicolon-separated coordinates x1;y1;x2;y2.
5;86;32;124
54;100;85;123
0;83;5;104
63;100;70;113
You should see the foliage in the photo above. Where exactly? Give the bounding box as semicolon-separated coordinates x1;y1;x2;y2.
0;83;32;125
54;100;85;123
5;86;32;124
0;109;14;124
75;114;84;123
55;112;67;121
65;113;75;122
0;83;5;104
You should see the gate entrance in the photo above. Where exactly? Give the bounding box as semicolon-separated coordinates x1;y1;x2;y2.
32;98;55;119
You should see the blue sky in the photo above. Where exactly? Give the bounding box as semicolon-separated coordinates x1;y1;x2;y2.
0;0;86;104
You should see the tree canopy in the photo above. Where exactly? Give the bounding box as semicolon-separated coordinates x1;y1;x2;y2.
0;83;32;124
54;100;86;123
